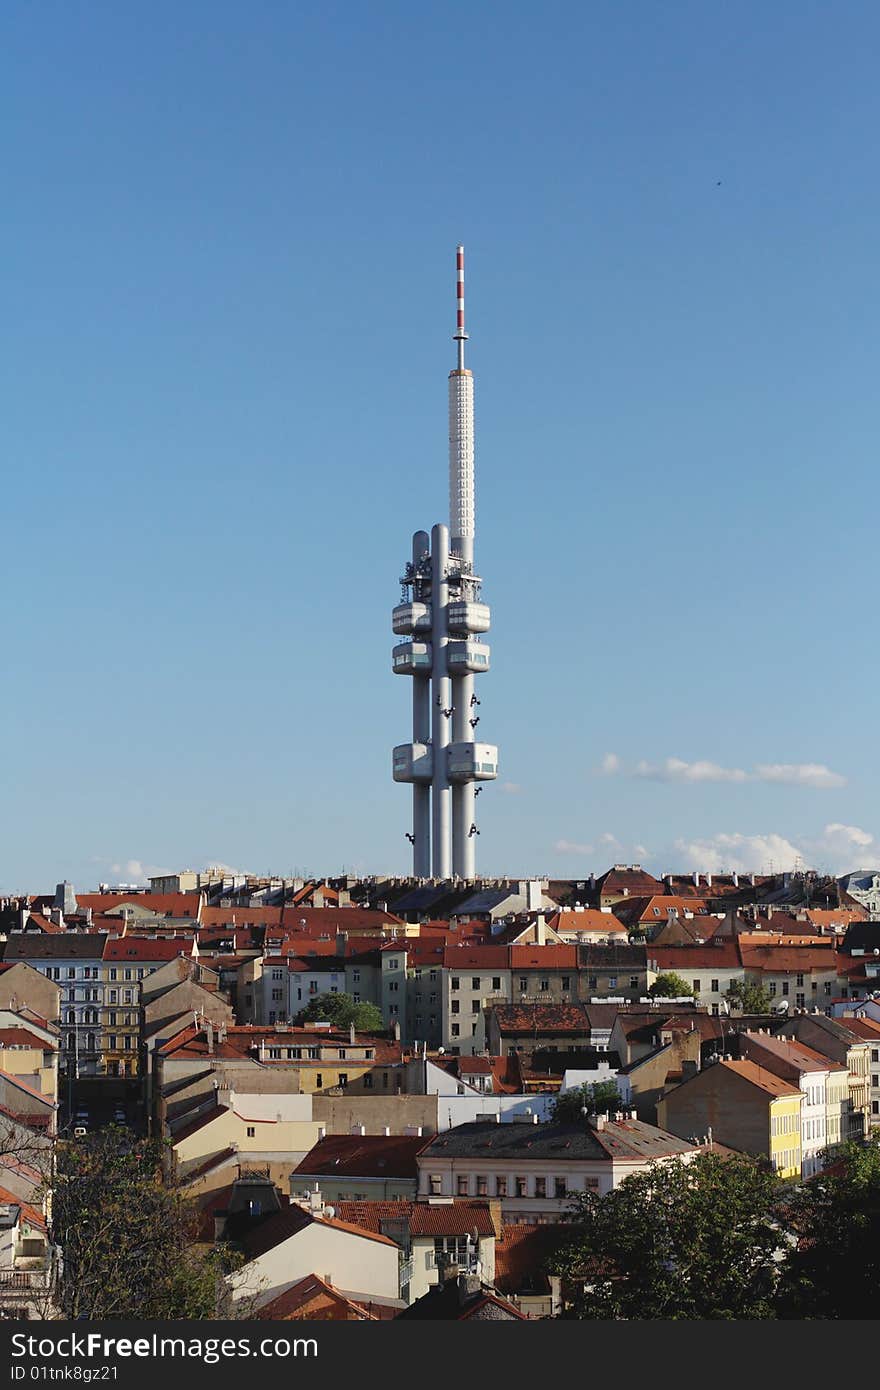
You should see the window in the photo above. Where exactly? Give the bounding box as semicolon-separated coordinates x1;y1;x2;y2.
352;971;360;983
588;976;597;990
451;977;460;991
561;976;570;990
872;1050;880;1064
630;976;639;990
109;1012;117;1026
451;1024;460;1037
246;1127;255;1138
108;1036;117;1051
451;1001;460;1014
796;994;805;1009
429;1175;442;1195
353;993;360;1004
109;968;117;981
471;1001;479;1014
471;977;480;990
388;959;399;970
271;989;283;1001
769;982;777;997
123;990;132;1003
515;1176;528;1198
796;974;804;988
389;1004;399;1015
124;969;132;981
268;1047;281;1059
338;1048;347;1059
67;968;75;979
271;969;283;981
710;979;719;993
824;981;832;995
782;982;789;996
315;1073;323;1088
693;980;701;994
554;1177;567;1199
534;1177;546;1198
364;1073;373;1089
607;977;617;989
457;1176;469;1196
338;1073;348;1087
519;978;527;992
492;977;501;991
388;981;399;992
540;979;549;992
124;1036;134;1050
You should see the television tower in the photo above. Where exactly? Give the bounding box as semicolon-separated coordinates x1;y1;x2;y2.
392;246;498;878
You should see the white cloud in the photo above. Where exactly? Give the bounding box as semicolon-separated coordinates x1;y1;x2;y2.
822;822;874;849
608;756;847;789
553;839;595;856
755;764;847;789
635;758;749;784
599;831;621;846
598;753;620;775
501;782;523;795
673;832;802;874
671;822;875;876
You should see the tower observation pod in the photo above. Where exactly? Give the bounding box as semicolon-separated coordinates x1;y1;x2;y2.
391;246;498;878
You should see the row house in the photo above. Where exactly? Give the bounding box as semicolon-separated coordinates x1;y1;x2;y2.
834;1009;880;1121
416;1116;699;1221
739;1030;849;1176
1;933;198;1077
647;943;742;1013
658;1058;803;1178
738;942;842;1010
773;1013;871;1139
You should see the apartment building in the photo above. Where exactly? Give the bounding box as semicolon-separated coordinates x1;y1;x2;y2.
739;1030;848;1177
658;1058;803;1178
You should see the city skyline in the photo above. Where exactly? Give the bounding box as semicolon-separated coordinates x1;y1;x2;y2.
2;3;878;892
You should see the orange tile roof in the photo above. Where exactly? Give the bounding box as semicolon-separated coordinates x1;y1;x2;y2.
719;1059;802;1098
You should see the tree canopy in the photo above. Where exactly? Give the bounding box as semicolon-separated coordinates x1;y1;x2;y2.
551;1152;785;1319
50;1128;244;1319
648;971;695;999
777;1134;880;1319
298;990;385;1032
724;978;773;1015
551;1081;623;1122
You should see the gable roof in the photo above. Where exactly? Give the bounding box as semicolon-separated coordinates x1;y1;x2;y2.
238;1203;397;1260
255;1273;376;1320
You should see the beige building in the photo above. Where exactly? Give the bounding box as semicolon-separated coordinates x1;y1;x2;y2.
657;1058;803;1178
0;964;61;1025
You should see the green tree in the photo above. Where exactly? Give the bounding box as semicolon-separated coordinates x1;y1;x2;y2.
724;978;773;1014
551;1152;785;1319
551;1081;623;1122
299;990;385;1032
777;1135;880;1319
648;971;695;999
50;1129;246;1319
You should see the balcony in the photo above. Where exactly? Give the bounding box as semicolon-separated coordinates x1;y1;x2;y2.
447;742;498;782
446;640;490;674
392;641;432;676
425;1251;479;1273
393;602;432;635
392;743;433;784
447;601;491;635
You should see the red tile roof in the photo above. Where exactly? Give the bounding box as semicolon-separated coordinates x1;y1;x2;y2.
292;1134;428;1180
334;1199;499;1238
103;937;195;961
0;1028;55;1050
255;1273;376;1320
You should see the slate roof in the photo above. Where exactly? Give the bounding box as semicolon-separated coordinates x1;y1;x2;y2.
334;1199;498;1238
3;934;109;960
490;1004;589;1036
419;1119;695;1162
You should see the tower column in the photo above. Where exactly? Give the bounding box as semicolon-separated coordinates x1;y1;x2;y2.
431;523;451;878
412;531;431;876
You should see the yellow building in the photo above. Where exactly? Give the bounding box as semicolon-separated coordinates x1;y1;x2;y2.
658;1058;803;1178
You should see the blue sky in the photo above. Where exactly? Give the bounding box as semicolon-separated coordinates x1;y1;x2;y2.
2;1;877;892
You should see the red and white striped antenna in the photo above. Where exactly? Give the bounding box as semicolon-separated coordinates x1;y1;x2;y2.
453;243;468;369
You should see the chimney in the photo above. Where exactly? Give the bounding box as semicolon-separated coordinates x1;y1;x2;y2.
350;1124;366;1136
349;1022;356;1045
206;1020;214;1055
589;1114;607;1131
693;871;700;887
393;1020;401;1042
383;1125;391;1136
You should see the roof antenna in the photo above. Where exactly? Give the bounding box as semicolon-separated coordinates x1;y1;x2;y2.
453;243;468;370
